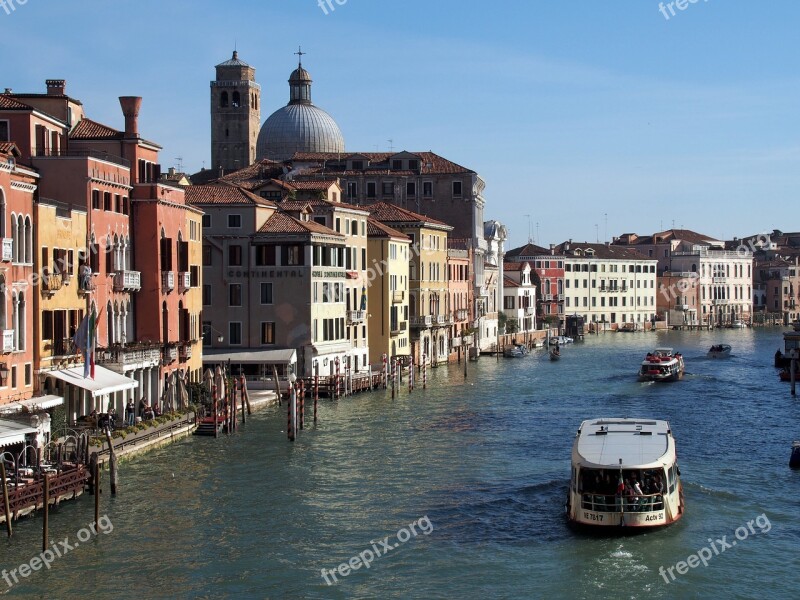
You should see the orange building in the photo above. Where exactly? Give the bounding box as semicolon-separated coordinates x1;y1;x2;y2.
0;143;37;407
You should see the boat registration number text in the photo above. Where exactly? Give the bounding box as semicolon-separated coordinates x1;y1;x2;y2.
583;512;603;522
645;513;664;522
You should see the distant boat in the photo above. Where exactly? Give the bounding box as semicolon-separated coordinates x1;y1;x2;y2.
504;344;528;358
729;320;746;329
639;348;685;382
707;344;732;359
550;336;574;346
550;348;561;361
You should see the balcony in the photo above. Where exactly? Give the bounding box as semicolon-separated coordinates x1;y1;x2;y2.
1;239;12;262
434;315;450;326
180;344;193;360
525;306;536;315
163;345;178;363
179;272;191;293
557;293;564;301
162;271;175;292
391;321;407;335
77;278;95;294
113;270;142;292
620;285;629;292
713;298;730;305
455;308;469;321
97;344;161;368
675;304;689;311
41;272;64;295
411;315;433;328
2;330;14;353
392;290;405;304
544;294;554;301
347;310;365;324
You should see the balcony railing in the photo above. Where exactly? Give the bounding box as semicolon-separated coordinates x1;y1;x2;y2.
713;298;730;305
78;278;95;294
411;315;433;328
41;272;64;294
675;304;689;311
455;308;469;321
347;310;365;324
163;345;178;363
2;330;14;353
162;271;175;292
113;270;142;292
97;344;161;368
180;344;193;360
392;290;405;304
1;239;12;262
434;315;450;326
179;272;191;293
391;321;407;335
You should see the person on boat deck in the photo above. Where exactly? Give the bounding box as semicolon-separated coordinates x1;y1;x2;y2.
632;480;646;510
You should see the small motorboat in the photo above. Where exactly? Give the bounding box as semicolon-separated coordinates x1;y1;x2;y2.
550;348;561;361
779;367;800;382
729;320;746;329
707;344;731;358
549;336;574;346
504;344;528;358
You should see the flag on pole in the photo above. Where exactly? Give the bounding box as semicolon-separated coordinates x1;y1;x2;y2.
87;306;97;379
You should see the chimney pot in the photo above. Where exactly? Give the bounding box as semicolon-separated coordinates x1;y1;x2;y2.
119;96;142;137
46;79;66;96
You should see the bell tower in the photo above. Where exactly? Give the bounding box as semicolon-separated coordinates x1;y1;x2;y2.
210;51;260;173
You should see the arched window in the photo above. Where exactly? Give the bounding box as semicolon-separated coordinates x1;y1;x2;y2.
220;91;228;108
162;301;169;343
691;264;697;273
24;215;32;264
113;234;120;271
10;213;17;262
0;188;5;238
16;215;23;263
124;236;131;270
178;300;185;342
125;300;133;344
232;91;240;108
107;301;114;346
0;274;5;329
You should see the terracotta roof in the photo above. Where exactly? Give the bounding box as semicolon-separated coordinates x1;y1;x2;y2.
617;229;720;246
503;276;520;288
70;118;122;140
257;211;342;236
0;95;32;110
215;160;292;190
289;179;338;190
503;261;529;272
367;201;452;229
367;218;410;241
185;183;276;207
290;151;474;175
506;243;554;258
279;197;369;214
554;242;653;261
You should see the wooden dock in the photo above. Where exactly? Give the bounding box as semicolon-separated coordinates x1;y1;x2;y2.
1;464;90;524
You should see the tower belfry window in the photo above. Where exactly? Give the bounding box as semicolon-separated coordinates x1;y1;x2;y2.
221;91;228;108
232;91;240;107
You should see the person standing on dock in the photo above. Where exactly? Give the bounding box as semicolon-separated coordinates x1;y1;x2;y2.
125;400;135;427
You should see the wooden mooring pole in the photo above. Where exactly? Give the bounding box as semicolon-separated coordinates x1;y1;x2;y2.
314;363;319;424
791;356;797;397
93;455;100;527
240;377;247;424
299;380;305;430
423;353;427;390
104;428;118;496
42;474;49;551
2;461;12;537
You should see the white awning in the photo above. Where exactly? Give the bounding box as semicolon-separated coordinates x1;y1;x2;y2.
0;419;38;447
0;395;64;415
43;366;138;398
203;349;297;365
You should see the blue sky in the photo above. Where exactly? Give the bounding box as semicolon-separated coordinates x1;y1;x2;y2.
2;0;799;247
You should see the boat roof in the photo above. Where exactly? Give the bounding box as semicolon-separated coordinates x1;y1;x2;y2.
573;418;674;468
654;348;674;353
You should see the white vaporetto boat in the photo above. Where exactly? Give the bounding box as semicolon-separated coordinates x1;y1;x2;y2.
639;348;684;382
566;418;685;529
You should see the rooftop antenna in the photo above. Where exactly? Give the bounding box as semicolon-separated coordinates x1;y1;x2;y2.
595;224;599;243
536;222;540;245
525;214;532;243
175;157;183;172
388;139;394;152
604;213;608;243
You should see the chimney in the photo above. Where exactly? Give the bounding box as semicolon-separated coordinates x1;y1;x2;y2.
3;88;12;94
46;79;66;96
119;96;142;137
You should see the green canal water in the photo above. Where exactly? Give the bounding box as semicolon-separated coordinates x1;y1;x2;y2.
2;328;798;599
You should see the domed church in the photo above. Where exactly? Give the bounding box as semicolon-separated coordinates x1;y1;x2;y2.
256;52;345;162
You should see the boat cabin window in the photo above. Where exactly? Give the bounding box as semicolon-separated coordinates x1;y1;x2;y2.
577;467;668;513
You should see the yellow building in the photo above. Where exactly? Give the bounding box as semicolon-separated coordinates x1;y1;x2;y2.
368;202;452;365
367;218;411;366
34;198;88;409
183;208;204;381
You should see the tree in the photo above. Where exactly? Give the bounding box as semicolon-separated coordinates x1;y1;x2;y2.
506;317;519;334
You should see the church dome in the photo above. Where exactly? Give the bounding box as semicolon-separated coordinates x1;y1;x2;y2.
256;61;345;162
